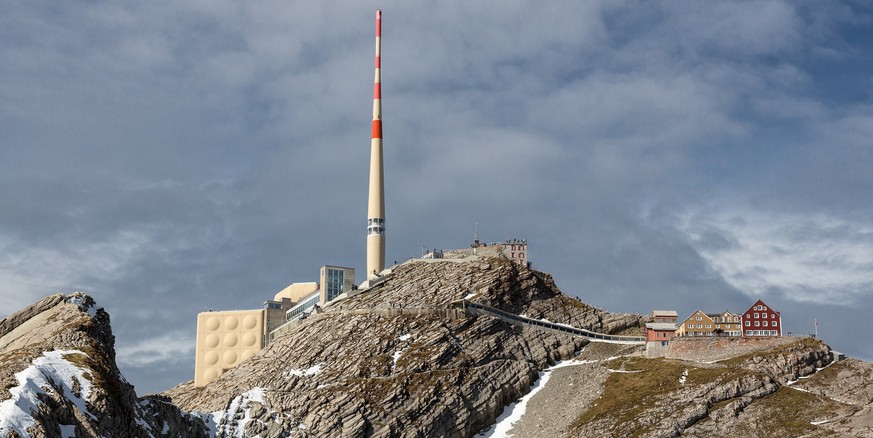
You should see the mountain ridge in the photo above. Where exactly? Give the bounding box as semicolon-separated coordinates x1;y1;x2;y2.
2;256;872;436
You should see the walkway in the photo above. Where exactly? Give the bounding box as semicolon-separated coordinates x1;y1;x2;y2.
460;300;645;345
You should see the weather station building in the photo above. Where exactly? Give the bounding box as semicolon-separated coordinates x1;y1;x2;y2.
438;237;530;268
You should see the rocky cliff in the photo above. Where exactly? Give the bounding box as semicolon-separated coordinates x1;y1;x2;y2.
163;257;644;437
2;256;873;437
0;292;208;437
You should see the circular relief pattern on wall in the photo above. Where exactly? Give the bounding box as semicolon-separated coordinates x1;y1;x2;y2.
242;314;259;330
205;334;220;348
241;349;256;361
204;368;219;382
204;351;219;366
241;332;257;347
223;333;239;348
223;350;238;365
206;317;221;331
224;316;239;330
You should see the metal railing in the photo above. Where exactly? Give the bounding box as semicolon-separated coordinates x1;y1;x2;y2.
459;300;645;345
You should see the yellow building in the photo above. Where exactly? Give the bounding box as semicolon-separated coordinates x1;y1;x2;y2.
194;266;355;387
194;309;264;387
677;310;742;337
710;310;742;337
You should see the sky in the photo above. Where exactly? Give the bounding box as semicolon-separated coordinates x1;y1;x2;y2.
2;0;872;394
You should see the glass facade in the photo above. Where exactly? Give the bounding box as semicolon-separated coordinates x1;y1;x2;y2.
286;293;320;321
326;268;345;302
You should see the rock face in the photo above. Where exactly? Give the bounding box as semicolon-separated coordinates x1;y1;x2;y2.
3;256;873;437
163;257;643;437
0;292;208;437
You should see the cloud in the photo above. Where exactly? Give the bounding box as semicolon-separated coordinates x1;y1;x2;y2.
116;331;195;368
0;230;152;315
3;0;873;393
677;206;873;306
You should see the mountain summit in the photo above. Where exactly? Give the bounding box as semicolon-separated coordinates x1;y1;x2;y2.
2;256;872;437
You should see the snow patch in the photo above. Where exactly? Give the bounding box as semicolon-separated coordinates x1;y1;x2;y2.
204;388;270;438
679;369;688;384
399;334;412;342
811;419;832;425
477;358;592;437
463;292;478;300
66;294;98;317
0;350;95;436
607;369;644;373
284;363;323;378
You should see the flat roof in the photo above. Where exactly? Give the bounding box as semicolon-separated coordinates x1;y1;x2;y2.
646;322;678;330
652;310;678;316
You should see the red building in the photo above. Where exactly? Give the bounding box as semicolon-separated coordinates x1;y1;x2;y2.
645;310;678;343
741;299;782;337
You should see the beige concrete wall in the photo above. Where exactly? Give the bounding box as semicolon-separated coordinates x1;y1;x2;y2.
273;282;319;303
194;309;264;387
319;266;355;305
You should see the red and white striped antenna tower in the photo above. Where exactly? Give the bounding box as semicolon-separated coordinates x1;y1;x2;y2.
366;10;386;279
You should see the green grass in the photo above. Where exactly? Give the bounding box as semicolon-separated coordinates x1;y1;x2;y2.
570;338;839;437
731;386;843;436
569;357;685;436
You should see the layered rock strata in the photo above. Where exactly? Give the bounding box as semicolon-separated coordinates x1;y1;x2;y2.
163;257;644;437
0;292;208;437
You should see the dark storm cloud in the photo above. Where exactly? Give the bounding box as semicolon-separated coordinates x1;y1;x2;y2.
2;0;872;393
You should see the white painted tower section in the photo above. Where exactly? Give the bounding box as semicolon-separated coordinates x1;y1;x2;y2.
367;9;385;279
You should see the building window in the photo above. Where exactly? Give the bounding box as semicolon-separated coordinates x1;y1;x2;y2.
755;321;760;327
763;306;768;310
697;324;703;328
745;321;750;326
696;316;702;321
754;313;759;318
773;321;778;327
745;330;752;336
763;321;768;327
705;324;711;328
519;252;525;258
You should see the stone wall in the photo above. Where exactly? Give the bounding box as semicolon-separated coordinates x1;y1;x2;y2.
645;341;670;358
666;336;801;362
